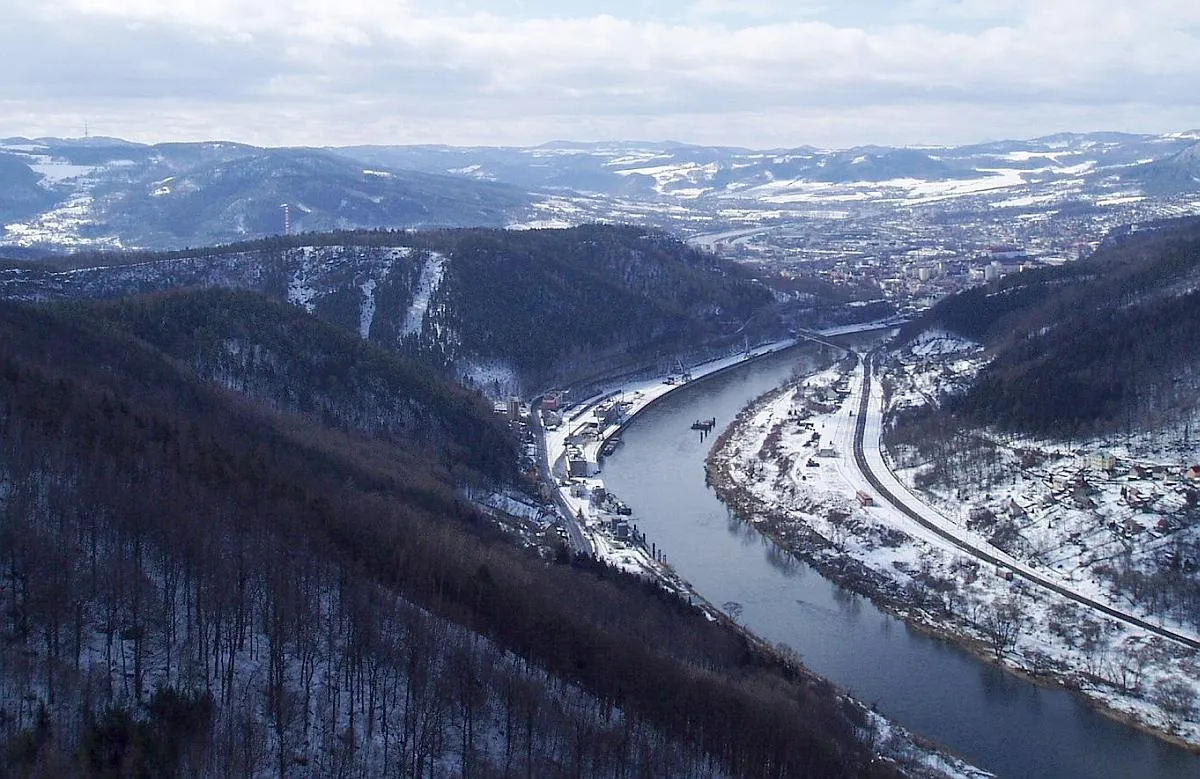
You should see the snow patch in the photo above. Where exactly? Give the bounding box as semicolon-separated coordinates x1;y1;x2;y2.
906;329;980;358
30;160;99;183
990;193;1061;209
358;278;377;339
611;161;720;195
469;490;551;524
1096;194;1147;207
287;263;316;313
1000;150;1064;162
400;251;446;338
456;358;521;400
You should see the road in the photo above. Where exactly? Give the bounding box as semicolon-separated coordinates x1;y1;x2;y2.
850;351;1200;651
529;396;595;556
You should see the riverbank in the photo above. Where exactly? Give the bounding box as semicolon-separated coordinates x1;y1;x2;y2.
539;334;997;778
704;363;1200;753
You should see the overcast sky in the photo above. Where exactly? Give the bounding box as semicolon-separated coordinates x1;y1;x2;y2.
4;0;1199;149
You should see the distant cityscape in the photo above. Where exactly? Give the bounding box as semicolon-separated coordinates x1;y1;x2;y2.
697;194;1187;312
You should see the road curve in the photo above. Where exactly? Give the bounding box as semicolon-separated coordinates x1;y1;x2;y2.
851;351;1200;652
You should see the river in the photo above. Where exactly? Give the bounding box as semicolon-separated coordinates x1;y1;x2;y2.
600;339;1199;779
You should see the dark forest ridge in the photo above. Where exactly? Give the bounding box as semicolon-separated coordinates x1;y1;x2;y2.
0;225;810;393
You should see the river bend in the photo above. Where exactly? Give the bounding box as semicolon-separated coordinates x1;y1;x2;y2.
600;341;1198;779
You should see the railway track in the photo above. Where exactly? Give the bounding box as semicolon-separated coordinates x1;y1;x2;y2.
851;351;1200;651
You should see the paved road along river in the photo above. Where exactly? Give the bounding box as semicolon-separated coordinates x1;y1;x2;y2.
600;338;1199;779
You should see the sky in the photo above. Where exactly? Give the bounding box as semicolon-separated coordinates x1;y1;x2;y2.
3;0;1200;150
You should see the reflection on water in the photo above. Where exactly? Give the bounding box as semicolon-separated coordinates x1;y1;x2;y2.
601;340;1200;779
831;585;862;617
725;511;761;547
764;540;804;577
725;507;809;577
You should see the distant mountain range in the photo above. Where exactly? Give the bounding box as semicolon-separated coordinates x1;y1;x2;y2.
0;137;531;250
337;130;1200;203
2;131;1198;252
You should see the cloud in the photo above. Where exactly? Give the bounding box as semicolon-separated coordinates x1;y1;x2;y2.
2;0;1199;147
686;0;827;23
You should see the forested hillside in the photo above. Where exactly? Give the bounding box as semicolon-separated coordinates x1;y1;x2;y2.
413;225;776;382
913;216;1200;439
89;288;517;481
0;295;898;777
0;226;777;392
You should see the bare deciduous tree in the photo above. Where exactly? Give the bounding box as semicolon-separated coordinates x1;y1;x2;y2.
982;596;1026;661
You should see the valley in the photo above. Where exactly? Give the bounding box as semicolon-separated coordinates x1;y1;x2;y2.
345;133;1200;317
2;132;1200;777
695;218;1200;761
9;0;1200;774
